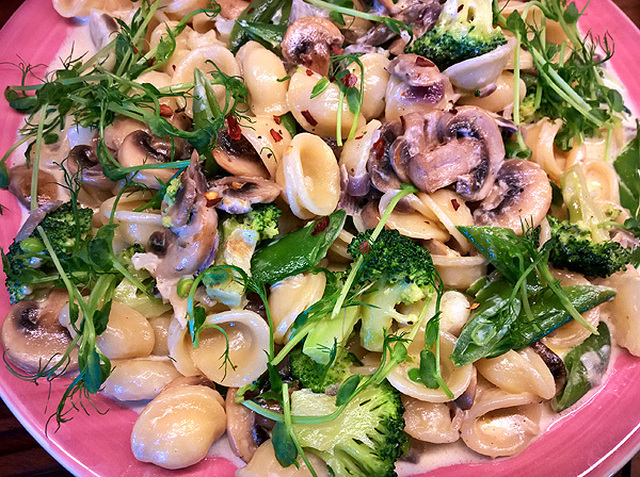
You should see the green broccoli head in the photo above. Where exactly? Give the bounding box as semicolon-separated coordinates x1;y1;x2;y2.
162;176;183;208
291;382;407;477
347;228;435;296
405;0;507;70
222;203;282;243
289;345;353;393
548;216;633;278
3;202;94;303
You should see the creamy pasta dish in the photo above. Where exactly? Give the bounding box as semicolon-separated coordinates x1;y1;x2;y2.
2;0;640;475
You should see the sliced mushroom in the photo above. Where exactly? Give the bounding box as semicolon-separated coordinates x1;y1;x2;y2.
454;370;477;411
208;176;282;214
530;340;567;393
68;144;116;191
226;388;268;463
281;17;345;76
213;130;270;179
8;165;68;207
474;159;552;233
367;120;404;194
379;0;443;37
117;130;192;188
1;289;78;374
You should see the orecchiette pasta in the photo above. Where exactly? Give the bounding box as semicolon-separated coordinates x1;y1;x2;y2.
101;357;181;401
402;396;462;444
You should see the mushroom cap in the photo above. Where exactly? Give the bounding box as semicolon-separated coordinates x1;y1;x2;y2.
282;17;345;77
1;289;78;374
209;176;282;215
213;130;270;179
8;165;67;207
473;159;552;233
225;388;267;463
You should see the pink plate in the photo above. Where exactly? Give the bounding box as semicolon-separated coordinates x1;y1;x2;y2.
1;1;640;476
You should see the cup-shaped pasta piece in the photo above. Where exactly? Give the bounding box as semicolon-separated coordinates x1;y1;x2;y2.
476;348;556;399
149;314;172;356
459;72;526;113
543;270;600;350
159;0;210;16
172;45;241;117
148;21;191;70
269;272;326;344
168;318;201;376
287;68;366;138
347;53;390;120
414;191;474;253
524;119;565;182
600;269;640;356
460;384;543;458
99;192;164;250
59;301;155;360
328;229;356;262
276;133;340;219
431;254;488;291
102;357;181;401
189;310;270;386
131;382;226;469
388;331;474;402
237;440;329;477
375;191;449;241
237;42;290;116
53;0;132;17
565;158;620;203
339;119;381;196
240;116;293;177
402;396;462;443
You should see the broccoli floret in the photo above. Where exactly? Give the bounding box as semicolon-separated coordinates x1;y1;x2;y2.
291;382;407;477
162;177;182;208
520;94;537;123
3;202;93;303
405;0;507;71
289;345;353;393
204;205;281;306
222;203;282;242
548;216;632;278
547;166;637;278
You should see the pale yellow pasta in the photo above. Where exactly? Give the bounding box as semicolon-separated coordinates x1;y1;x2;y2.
347;52;390;120
460;383;543;458
236;42;290;116
99;192;164;251
431;254;489;291
269;272;326;344
167;318;201;376
238;440;329;477
287;68;366;138
460;71;526;113
276;133;340;219
339;119;381;185
53;0;132;17
388;331;474;402
402;396;462;444
149;314;172;355
564;156;620;203
189;310;271;386
239;116;292;177
172;45;241;117
525;119;566;182
601;269;640;356
159;0;210;18
131;383;226;469
377;191;449;242
102;357;181;401
328;229;356;262
476;348;556;400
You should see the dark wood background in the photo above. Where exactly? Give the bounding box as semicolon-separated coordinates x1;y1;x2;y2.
1;0;640;476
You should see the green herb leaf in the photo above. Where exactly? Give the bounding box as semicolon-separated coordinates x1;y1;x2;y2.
336;375;360;406
272;422;299;467
311;77;330;99
614;122;640;219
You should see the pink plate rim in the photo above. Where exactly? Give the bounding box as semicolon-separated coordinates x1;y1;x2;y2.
1;1;640;476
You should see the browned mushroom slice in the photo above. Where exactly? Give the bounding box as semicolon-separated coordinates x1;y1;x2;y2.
1;289;78;374
213;130;270;179
226;388;268;463
8;165;67;207
281;17;345;77
367;120;404;194
117;130;193;187
387;54;445;88
474;159;552;233
67;145;116;191
209;176;282;214
530;340;567;393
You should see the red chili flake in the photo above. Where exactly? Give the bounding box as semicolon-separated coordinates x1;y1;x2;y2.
148;58;155;67
355;135;364;140
159;104;173;117
172;64;176;71
247;7;255;13
301;110;318;127
358;240;372;255
306;69;314;77
469;302;480;310
311;216;330;236
270;128;283;142
373;138;385;159
340;72;357;88
273;115;281;125
415;56;434;67
226;115;242;141
451;198;460;211
132;45;139;54
330;44;344;56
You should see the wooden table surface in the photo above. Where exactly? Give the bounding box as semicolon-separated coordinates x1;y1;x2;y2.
1;1;640;476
